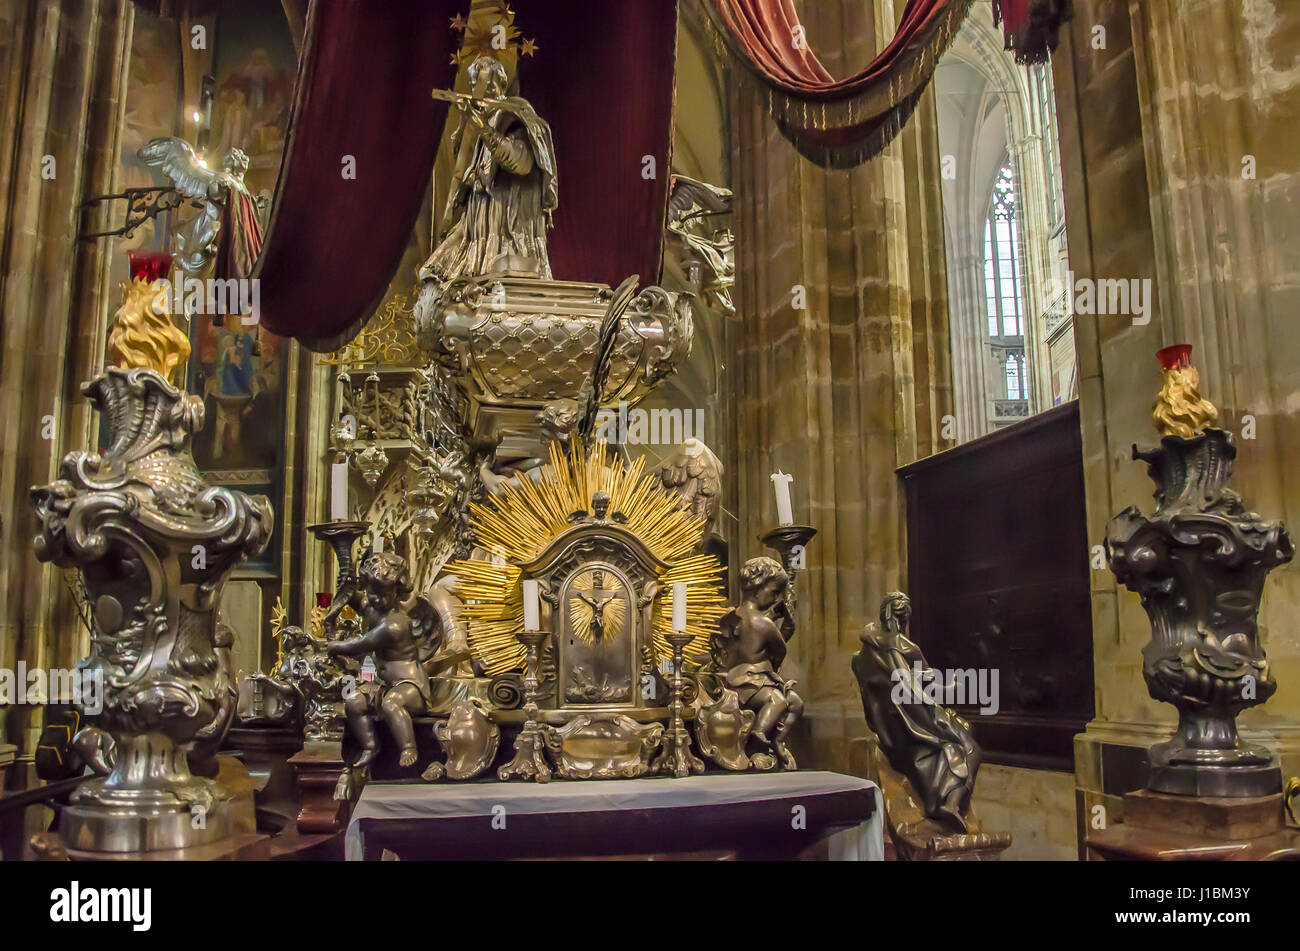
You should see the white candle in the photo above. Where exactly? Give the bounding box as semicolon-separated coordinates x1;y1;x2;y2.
372;533;384;554
330;461;348;521
771;470;794;526
671;582;687;632
522;579;540;632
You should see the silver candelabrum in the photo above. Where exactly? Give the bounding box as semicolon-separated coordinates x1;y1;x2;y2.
32;367;272;851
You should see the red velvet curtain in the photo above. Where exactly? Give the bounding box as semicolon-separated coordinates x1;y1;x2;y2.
700;0;973;168
992;0;1073;65
253;0;458;348
524;0;677;289
252;0;678;349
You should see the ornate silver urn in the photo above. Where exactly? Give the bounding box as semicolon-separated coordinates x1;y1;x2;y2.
32;365;273;851
1106;348;1292;798
418;274;693;461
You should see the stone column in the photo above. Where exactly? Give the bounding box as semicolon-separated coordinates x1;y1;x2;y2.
0;0;134;755
726;0;952;769
1059;0;1300;844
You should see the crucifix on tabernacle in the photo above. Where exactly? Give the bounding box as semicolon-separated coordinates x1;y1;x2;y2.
574;569;621;643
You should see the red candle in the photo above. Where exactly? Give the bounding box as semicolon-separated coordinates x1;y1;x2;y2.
127;250;174;284
1156;344;1192;371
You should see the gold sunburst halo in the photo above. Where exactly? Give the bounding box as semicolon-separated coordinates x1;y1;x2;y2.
651;554;727;666
454;559;525;674
450;440;726;674
270;597;287;674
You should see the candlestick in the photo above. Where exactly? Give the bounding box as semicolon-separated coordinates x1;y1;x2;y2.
497;627;553;783
308;519;371;635
522;579;540;632
652;628;705;778
330;461;349;521
671;582;687;633
771;470;794;526
760;524;818;617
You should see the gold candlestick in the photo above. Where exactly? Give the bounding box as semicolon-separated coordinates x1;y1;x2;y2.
497;628;554;782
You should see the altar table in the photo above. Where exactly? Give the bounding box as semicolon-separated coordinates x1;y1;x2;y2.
344;770;882;861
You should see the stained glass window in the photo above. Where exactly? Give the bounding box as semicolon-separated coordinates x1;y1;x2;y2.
984;163;1023;338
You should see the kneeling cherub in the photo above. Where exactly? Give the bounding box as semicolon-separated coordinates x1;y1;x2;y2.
712;556;803;769
327;552;441;769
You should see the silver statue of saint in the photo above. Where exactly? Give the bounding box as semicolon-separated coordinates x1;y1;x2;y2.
416;55;558;323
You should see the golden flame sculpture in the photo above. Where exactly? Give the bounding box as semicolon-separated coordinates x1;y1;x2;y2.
450;440;727;675
107;276;191;386
1152;345;1218;438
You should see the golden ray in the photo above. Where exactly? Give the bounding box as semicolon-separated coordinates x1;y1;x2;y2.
566;568;628;646
651;554;728;666
449;440;726;675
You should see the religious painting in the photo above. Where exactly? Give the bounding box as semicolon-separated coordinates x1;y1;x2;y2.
188;322;286;474
112;9;182;284
208;0;296;199
186;321;287;573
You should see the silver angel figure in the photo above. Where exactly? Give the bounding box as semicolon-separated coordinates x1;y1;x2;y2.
710;557;802;770
138;137;264;280
666;174;734;317
326;552;444;769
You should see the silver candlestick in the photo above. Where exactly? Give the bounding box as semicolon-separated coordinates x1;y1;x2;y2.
498;628;554;782
652;628;705;777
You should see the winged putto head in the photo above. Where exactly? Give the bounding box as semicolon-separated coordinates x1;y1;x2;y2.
222;148;250;180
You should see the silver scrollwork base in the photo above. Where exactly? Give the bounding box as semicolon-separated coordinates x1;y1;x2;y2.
60;734;234;852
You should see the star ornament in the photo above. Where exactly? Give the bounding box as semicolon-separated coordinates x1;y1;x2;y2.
521;37;538;57
450;14;467;30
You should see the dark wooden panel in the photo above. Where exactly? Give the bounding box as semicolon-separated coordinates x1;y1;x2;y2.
897;402;1094;771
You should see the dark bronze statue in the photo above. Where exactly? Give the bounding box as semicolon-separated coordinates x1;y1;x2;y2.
851;592;1010;859
327;552;442;768
711;556;802;770
852;592;980;832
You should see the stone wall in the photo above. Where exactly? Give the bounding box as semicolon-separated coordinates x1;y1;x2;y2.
972;765;1078;860
1056;0;1300;831
726;0;953;762
0;0;134;758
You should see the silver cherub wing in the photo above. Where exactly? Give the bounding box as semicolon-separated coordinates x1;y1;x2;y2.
138;136;218;200
656;438;723;523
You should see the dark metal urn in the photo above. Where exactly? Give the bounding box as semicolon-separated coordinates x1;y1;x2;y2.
1106;427;1292;797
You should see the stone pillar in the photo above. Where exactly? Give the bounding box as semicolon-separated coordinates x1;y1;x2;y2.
0;0;134;757
726;0;952;769
1058;0;1300;846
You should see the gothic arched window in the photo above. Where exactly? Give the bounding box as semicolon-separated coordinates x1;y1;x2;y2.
984;162;1023;338
1005;352;1025;400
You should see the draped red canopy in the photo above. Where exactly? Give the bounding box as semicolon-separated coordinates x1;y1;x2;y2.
992;0;1073;65
700;0;973;168
253;0;678;350
254;0;455;349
